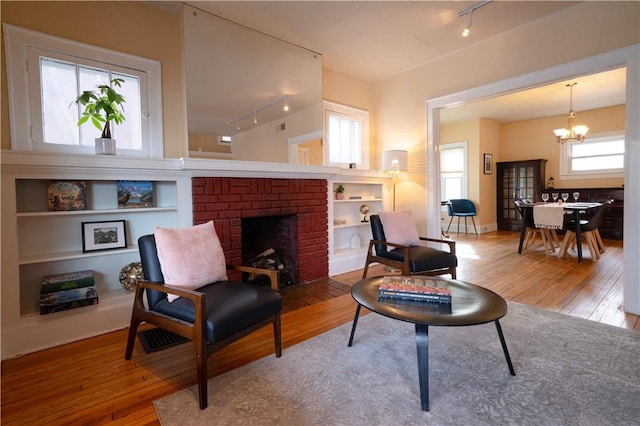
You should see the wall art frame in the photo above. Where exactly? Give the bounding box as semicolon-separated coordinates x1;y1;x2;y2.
82;220;127;252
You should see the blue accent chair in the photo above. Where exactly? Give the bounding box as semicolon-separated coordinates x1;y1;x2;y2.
446;199;478;236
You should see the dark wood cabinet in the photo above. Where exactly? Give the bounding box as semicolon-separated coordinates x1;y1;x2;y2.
554;187;624;240
496;159;547;231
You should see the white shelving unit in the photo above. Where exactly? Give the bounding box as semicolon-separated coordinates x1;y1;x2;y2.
1;153;192;359
329;178;387;275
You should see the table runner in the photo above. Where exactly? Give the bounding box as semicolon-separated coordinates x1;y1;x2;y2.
533;204;564;229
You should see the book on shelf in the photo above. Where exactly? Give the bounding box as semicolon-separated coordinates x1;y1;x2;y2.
39;270;99;315
379;275;452;304
40;270;96;294
117;180;154;208
48;181;87;211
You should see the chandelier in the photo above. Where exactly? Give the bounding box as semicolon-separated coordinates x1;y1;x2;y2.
553;82;589;143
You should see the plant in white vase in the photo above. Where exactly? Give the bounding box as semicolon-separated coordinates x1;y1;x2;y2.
72;78;126;155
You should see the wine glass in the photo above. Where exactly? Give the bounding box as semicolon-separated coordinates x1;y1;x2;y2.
552;192;559;203
541;193;549;203
561;192;569;203
573;192;580;202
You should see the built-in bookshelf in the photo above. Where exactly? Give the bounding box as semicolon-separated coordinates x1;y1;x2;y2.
1;152;192;359
329;178;388;275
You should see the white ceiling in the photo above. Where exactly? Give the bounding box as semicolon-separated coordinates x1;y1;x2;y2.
175;1;626;126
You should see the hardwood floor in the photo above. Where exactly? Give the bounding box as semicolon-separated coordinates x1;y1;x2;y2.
1;231;636;425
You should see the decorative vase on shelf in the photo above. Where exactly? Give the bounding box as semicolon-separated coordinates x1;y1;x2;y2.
335;192;344;200
95;138;116;155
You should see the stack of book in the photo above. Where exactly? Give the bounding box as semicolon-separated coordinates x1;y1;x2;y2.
39;270;99;315
378;275;451;304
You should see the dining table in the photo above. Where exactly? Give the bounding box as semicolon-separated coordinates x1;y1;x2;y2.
518;201;602;262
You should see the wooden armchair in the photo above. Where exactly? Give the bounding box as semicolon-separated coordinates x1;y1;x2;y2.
362;214;457;279
124;233;282;410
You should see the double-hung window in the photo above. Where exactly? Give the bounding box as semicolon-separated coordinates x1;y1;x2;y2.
323;101;369;169
4;24;163;157
559;131;625;179
440;142;468;200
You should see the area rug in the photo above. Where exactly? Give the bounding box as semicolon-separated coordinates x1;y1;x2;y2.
154;302;640;425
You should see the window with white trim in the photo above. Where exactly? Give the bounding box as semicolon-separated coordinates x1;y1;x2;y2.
4;24;163;157
440;142;468;200
559;131;625;179
323;101;369;169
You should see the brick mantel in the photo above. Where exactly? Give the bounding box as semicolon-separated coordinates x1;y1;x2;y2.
192;177;329;283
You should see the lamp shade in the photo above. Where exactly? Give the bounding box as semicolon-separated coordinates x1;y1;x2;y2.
382;150;408;173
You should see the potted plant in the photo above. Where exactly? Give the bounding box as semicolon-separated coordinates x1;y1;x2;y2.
335;184;345;200
72;78;126;155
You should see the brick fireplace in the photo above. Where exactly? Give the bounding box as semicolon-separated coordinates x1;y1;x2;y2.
192;177;329;284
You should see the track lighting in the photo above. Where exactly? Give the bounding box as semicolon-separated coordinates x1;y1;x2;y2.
462;13;472;37
227;95;290;130
458;0;492;38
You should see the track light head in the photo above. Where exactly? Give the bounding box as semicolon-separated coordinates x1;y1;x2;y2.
462;13;472;37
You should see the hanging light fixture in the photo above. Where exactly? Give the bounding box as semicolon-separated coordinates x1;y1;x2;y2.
553;82;589;143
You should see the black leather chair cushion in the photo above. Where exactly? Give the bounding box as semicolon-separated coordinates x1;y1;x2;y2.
380;246;458;272
153;281;282;343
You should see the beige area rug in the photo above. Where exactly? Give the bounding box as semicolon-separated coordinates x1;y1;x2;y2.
154;302;640;426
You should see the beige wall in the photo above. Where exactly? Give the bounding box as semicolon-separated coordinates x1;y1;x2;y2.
372;2;639;234
1;1;186;157
501;105;625;189
188;133;231;154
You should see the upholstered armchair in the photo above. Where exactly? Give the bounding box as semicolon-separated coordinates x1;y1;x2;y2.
124;221;282;410
362;212;457;279
446;199;478;236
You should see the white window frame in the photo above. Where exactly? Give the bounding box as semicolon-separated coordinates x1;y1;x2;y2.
440;141;468;201
3;24;163;158
559;130;625;180
323;100;370;169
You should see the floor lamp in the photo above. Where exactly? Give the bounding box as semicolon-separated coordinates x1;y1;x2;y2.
382;150;408;211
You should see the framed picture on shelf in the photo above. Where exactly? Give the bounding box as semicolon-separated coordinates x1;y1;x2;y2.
116;180;153;208
483;153;493;175
82;220;127;253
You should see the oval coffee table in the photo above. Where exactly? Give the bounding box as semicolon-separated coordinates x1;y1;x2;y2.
348;276;516;411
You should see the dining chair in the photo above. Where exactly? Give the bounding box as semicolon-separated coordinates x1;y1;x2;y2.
514;200;557;253
559;201;611;260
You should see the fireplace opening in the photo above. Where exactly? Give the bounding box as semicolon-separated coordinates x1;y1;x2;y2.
241;214;298;287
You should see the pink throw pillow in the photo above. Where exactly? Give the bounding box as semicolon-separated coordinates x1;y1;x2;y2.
154;221;228;302
378;211;421;249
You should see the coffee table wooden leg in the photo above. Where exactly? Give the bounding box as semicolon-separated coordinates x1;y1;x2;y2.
415;323;430;411
495;320;516;376
347;304;362;347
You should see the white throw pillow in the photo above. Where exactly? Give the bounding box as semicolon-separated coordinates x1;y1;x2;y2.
378;210;421;249
154;221;228;302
